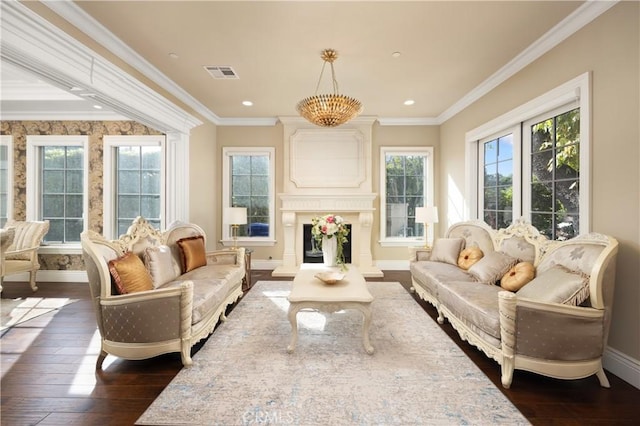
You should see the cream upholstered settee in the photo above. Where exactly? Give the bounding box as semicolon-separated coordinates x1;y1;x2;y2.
410;218;618;388
81;217;245;368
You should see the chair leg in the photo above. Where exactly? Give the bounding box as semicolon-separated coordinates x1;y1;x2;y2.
96;350;107;370
29;271;38;292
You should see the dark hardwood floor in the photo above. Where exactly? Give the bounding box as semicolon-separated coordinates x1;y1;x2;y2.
1;271;638;425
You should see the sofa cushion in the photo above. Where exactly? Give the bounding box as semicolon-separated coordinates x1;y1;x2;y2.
467;251;518;285
410;260;476;296
457;246;484;270
430;238;465;265
437;281;503;342
501;262;536;292
144;245;182;288
108;251;154;294
499;236;536;263
516;264;590;306
177;235;207;273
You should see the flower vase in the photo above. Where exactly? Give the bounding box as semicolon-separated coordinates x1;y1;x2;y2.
322;236;338;267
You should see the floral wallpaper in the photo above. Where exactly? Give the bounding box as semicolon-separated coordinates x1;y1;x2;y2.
1;120;163;271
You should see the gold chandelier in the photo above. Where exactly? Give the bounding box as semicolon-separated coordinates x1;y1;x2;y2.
296;49;362;127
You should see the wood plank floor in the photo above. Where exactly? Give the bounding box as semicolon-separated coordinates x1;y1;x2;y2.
1;271;639;425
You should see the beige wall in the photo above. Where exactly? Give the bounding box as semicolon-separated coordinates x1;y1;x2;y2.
439;2;639;360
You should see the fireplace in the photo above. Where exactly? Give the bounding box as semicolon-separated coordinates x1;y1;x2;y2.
302;224;352;264
272;116;382;278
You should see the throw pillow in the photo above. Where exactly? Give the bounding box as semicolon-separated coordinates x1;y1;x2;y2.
467;251;518;285
143;245;181;288
177;235;207;273
430;238;465;265
501;262;536;291
516;264;590;306
108;251;154;295
457;246;484;270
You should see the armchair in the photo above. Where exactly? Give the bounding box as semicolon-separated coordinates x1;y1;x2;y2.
1;220;50;292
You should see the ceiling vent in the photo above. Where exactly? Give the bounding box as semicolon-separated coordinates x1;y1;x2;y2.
204;66;239;79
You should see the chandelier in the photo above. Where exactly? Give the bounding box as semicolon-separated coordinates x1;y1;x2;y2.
296;49;362;127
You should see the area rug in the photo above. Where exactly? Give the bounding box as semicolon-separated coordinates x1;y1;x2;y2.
137;281;529;425
0;297;76;333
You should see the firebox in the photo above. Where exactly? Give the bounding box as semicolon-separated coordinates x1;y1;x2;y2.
302;224;352;264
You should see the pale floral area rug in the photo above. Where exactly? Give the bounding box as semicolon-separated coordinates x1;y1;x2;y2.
137;281;529;425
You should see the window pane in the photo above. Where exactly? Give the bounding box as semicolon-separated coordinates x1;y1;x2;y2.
141;147;162;169
483;211;497;229
43;170;64;192
484;163;497;186
141;195;160;218
142;171;160;193
531;119;553;152
251;156;269;174
386;176;405;196
118;170;140;193
555;180;580;213
118;195;139;217
497;135;513;162
531;182;553;212
384;153;428;238
531;213;553;239
232;155;251;174
42;194;64;217
43;147;65;168
555;145;579;179
498;186;512;210
484;140;497;163
555;213;578;241
66;147;83;169
118;146;140;169
251;176;269;194
232;175;251;196
484;187;497;210
497;211;513;229
65;195;83;217
46;219;65;243
65;219;83;242
531;151;552;182
497;160;513;186
66;170;83;193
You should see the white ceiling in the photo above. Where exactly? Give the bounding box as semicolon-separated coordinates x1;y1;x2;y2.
2;1;588;123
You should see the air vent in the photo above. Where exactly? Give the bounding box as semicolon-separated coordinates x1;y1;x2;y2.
204;66;239;79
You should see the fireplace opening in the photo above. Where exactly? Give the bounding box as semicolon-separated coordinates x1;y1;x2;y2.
302;224;352;264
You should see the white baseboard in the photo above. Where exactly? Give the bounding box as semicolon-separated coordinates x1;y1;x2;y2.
375;260;410;270
604;346;640;390
3;270;88;283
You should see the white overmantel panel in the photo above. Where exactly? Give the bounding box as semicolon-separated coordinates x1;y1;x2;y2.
279;116;376;195
280;194;377;212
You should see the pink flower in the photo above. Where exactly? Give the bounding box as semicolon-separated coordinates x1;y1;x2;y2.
326;216;335;223
322;225;327;233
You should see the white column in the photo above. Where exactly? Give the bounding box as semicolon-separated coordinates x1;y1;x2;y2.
272;211;298;277
165;131;189;225
357;211;383;277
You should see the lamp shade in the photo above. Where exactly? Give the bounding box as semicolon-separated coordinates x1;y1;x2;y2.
415;206;439;223
225;207;247;225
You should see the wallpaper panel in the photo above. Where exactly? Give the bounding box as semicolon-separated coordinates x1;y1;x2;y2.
1;120;163;271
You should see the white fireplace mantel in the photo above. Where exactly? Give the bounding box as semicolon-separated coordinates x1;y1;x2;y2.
273;117;382;278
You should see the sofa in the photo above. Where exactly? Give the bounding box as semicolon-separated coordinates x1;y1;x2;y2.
81;217;245;368
410;217;618;388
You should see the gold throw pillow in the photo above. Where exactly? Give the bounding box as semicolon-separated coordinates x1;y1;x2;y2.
108;251;154;295
177;235;207;273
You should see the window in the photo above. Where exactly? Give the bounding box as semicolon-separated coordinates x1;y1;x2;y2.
0;136;13;227
26;136;89;244
525;107;580;240
222;147;275;245
380;147;434;246
103;136;165;239
466;73;590;240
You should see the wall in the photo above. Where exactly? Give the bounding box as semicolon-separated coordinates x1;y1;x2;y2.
1;120;163;271
189;122;218;249
439;2;639;363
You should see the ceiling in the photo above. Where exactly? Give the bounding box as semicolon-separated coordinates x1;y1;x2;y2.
2;1;586;124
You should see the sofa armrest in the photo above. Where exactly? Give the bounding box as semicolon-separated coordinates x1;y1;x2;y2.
99;282;193;343
499;291;604;361
411;248;432;262
206;247;245;268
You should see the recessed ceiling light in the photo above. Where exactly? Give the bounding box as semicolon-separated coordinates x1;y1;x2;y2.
93;104;103;109
404;99;415;106
168;52;179;59
392;51;401;58
242;101;253;106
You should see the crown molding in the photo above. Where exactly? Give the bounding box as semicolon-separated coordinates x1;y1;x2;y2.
1;0;202;134
39;0;618;128
43;0;222;126
438;0;618;124
0;110;128;121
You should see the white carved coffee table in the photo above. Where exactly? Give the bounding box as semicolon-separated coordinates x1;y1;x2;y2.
287;265;375;354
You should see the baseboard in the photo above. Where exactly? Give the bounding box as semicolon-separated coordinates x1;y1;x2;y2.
375;260;410;270
3;270;88;283
604;346;640;390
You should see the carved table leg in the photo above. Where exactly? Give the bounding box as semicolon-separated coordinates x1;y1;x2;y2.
359;303;375;355
286;304;299;353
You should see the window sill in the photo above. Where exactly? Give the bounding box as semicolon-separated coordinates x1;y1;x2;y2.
379;239;429;248
38;244;83;255
220;239;276;248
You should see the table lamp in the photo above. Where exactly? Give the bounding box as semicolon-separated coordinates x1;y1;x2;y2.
225;207;247;250
415;206;438;248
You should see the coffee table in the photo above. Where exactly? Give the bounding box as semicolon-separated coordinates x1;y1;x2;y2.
287;265;375;354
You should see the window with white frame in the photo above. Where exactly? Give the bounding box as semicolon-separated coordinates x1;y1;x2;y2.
103;135;165;239
467;73;589;240
222;147;275;245
0;136;14;227
26;135;89;244
380;147;434;246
